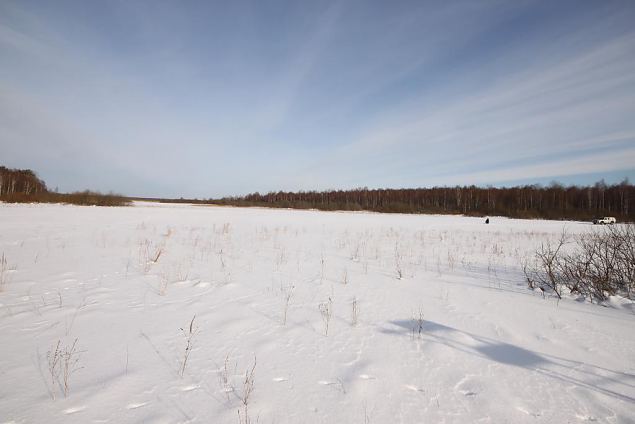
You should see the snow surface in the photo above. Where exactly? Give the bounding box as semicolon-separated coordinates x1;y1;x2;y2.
0;201;633;423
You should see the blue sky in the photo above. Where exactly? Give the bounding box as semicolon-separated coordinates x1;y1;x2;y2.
1;0;634;198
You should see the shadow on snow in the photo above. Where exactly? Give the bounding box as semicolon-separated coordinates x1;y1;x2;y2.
382;319;635;403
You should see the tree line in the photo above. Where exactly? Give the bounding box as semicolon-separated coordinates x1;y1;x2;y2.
4;164;632;220
0;166;47;196
0;166;129;207
211;180;634;221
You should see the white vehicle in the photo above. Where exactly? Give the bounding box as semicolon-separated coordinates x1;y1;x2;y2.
593;216;616;225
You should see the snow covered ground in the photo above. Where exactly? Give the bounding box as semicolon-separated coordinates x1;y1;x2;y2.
0;201;633;423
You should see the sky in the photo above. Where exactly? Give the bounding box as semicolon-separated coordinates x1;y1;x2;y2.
1;0;634;198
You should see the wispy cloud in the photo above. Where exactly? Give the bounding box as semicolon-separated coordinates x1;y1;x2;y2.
303;28;635;189
0;0;633;197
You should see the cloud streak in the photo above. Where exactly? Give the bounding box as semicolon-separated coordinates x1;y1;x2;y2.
0;0;634;197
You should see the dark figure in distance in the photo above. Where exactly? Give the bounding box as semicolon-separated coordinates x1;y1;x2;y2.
485;218;490;224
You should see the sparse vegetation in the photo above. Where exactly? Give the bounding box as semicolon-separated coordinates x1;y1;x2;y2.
0;253;8;291
411;309;425;340
3;197;634;421
319;298;333;336
219;353;236;399
46;338;82;399
47;340;61;400
240;355;256;407
525;224;635;301
351;297;359;327
395;243;403;279
525;231;568;299
179;315;198;377
281;285;294;325
237;355;257;424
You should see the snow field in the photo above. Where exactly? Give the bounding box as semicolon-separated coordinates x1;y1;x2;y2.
0;202;633;423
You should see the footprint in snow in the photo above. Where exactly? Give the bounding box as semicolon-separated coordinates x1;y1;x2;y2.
459;390;477;397
404;384;424;392
127;402;148;410
272;377;288;382
63;406;86;415
576;415;598;422
516;407;541;417
359;374;376;380
179;385;199;392
317;380;344;387
454;375;479;397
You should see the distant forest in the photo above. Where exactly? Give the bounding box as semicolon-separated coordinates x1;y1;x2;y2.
209;181;634;221
0;166;47;196
0;166;129;206
3;165;633;220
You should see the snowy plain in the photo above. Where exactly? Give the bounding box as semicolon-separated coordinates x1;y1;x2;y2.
0;201;633;423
